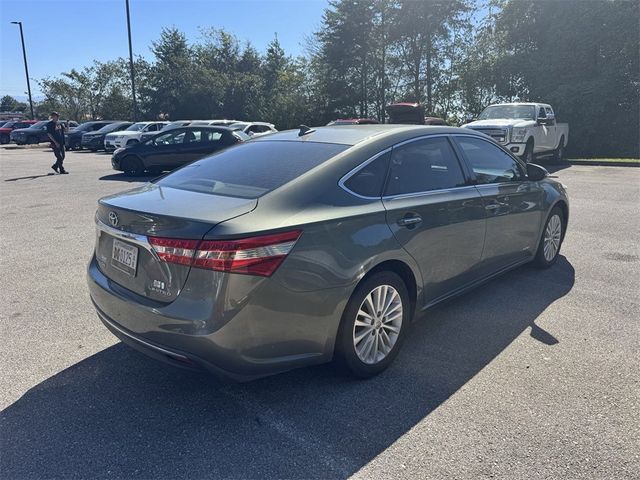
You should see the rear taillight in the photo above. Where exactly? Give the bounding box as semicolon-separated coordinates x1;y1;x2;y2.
148;230;302;277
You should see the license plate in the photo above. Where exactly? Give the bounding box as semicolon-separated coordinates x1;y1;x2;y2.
111;239;138;276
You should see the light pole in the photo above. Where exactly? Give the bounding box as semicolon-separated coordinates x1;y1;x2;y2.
10;21;34;119
125;0;138;121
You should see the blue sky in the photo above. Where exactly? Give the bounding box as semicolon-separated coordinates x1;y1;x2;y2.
0;0;329;98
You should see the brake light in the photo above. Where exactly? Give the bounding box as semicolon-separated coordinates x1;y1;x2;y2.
148;230;302;277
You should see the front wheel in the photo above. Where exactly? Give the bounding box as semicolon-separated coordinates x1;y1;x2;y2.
335;271;410;378
522;141;534;164
533;207;565;268
27;136;39;145
122;155;145;176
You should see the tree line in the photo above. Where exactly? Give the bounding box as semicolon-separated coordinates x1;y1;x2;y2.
4;0;638;157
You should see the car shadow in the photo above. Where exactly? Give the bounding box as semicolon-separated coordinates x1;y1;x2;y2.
99;173;158;182
1;257;574;479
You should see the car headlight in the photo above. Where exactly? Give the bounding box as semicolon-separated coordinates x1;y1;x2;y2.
511;127;527;143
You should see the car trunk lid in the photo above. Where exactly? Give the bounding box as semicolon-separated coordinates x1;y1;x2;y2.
95;183;256;302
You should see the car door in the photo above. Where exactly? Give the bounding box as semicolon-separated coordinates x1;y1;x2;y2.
177;129;226;165
453;135;545;271
382;135;486;305
143;129;186;170
535;106;554;151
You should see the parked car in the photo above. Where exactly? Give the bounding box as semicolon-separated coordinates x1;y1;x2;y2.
104;121;169;151
386;103;447;126
111;125;245;176
88;124;569;381
139;120;195;143
10;120;78;145
81;121;134;151
0;120;37;144
65;120;119;150
192;119;239;126
228;121;277;137
0;120;38;144
462;103;569;163
327;118;380;125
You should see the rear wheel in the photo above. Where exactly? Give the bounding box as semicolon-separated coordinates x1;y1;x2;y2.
122;155;145;176
335;271;410;378
533;206;564;268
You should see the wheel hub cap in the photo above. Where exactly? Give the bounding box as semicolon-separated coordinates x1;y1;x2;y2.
353;284;403;365
543;214;562;262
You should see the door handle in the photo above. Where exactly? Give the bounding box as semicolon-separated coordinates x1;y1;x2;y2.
397;215;422;227
485;204;500;211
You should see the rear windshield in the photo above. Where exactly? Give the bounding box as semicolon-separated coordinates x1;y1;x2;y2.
156;140;349;198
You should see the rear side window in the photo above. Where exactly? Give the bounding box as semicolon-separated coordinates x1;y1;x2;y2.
157;141;349;198
343;151;390;198
385;137;466;196
454;136;524;184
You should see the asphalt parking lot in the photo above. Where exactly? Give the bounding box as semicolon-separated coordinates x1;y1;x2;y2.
1;145;638;479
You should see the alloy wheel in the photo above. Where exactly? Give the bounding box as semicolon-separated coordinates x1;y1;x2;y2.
353;285;403;365
543;214;562;262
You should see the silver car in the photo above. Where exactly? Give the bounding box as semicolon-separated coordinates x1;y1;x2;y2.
88;125;569;381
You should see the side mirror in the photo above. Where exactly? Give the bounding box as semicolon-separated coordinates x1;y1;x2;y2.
527;163;549;181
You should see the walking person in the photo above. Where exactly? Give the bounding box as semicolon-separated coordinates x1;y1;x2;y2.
46;112;68;174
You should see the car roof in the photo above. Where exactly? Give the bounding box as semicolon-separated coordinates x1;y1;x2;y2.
251;124;483;146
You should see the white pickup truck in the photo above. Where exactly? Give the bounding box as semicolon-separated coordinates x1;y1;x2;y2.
462;103;569;163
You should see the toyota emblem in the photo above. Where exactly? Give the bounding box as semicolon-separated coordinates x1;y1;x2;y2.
108;211;119;227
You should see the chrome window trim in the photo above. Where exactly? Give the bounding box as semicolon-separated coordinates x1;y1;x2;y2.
339;133;470;200
450;133;527;173
383;184;479;202
338;147;392;200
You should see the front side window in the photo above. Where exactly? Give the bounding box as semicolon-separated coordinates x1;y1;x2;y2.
455;136;524;184
152;129;185;145
538;107;547;119
343;151;390;198
384;137;466;196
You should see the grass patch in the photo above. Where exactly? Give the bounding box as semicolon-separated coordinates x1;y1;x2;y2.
568;158;640;164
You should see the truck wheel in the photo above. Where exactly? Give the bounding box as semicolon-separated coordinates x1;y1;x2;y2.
522;141;534;164
554;136;565;161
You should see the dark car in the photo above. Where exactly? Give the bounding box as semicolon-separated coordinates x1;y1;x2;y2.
0;120;38;144
327;118;380;125
89;124;569;381
65;121;119;150
111;125;245;176
11;120;78;145
386;103;448;126
81;121;134;151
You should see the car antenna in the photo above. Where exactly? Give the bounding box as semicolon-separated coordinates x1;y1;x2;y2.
298;125;316;136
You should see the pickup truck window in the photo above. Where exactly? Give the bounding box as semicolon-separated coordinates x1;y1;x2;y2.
538;107;547;118
478;105;535;121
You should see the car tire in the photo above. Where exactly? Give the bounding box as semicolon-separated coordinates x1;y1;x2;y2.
334;271;410;378
533;206;565;268
27;136;38;145
553;136;565;162
522;140;534;164
122;155;145;176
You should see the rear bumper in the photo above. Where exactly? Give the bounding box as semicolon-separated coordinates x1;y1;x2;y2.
87;256;345;381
